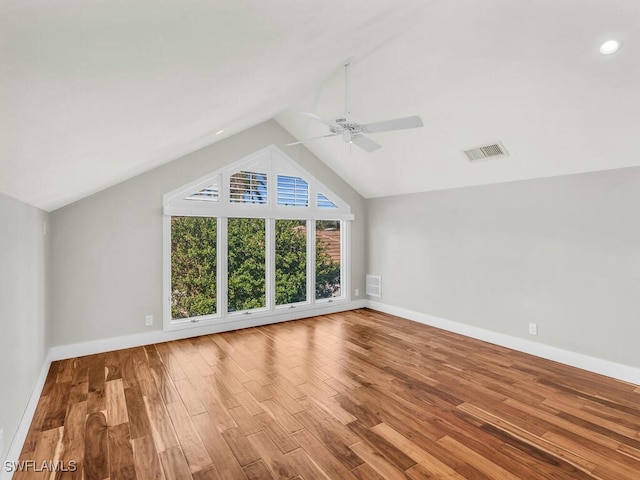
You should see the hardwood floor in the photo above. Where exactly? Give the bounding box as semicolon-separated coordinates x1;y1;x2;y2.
15;309;640;479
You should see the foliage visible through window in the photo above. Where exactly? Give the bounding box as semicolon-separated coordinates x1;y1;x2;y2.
316;220;341;299
275;220;307;305
317;193;338;209
228;218;266;311
171;217;217;319
165;146;351;326
230;171;267;204
277;175;308;207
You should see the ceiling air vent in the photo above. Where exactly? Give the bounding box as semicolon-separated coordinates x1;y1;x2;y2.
463;142;508;162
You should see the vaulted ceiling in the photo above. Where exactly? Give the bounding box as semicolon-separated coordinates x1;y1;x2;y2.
2;1;639;211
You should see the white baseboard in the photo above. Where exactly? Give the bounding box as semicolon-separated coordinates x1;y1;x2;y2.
2;351;53;480
1;300;366;479
6;298;637;480
366;300;640;386
49;300;366;361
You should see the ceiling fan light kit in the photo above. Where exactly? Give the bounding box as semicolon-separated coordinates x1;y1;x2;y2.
286;60;424;152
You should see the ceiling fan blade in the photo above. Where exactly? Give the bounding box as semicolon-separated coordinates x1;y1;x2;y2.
301;112;333;126
352;135;382;152
362;115;424;134
284;133;338;147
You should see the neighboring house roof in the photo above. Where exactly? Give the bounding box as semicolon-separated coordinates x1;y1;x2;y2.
316;229;341;263
294;225;341;263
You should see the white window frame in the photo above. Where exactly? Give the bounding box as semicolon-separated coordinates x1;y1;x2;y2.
163;145;353;332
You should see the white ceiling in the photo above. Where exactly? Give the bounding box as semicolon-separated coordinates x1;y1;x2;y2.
2;1;639;211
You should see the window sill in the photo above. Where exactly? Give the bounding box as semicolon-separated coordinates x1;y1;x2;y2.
164;298;352;333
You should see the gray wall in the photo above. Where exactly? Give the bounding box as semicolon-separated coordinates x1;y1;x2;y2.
0;193;49;461
50;120;366;346
367;167;640;368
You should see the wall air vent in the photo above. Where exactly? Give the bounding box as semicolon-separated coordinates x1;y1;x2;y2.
463;142;508;162
366;275;381;298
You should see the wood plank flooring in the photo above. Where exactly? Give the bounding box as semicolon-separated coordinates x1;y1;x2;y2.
15;309;640;479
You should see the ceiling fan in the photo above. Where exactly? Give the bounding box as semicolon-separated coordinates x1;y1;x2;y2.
285;60;424;152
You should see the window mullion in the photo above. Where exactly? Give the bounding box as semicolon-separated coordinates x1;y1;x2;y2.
266;217;275;312
163;215;172;329
308;218;316;306
342;220;350;301
165;146;352;330
219;216;228;318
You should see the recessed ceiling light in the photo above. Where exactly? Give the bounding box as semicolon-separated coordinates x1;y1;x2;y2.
215;129;225;135
599;39;621;55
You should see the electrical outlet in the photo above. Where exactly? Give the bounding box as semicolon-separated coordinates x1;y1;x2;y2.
528;323;538;336
354;288;359;297
145;315;153;327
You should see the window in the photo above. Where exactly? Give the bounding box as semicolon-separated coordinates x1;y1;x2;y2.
277;176;308;207
316;220;341;300
228;218;266;311
186;184;219;202
170;217;217;319
317;193;338;209
275;219;307;305
163;145;353;330
230;171;267;204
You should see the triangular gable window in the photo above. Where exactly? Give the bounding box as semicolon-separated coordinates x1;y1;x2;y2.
186;184;219;202
164;145;352;220
317;193;337;209
163;145;353;331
